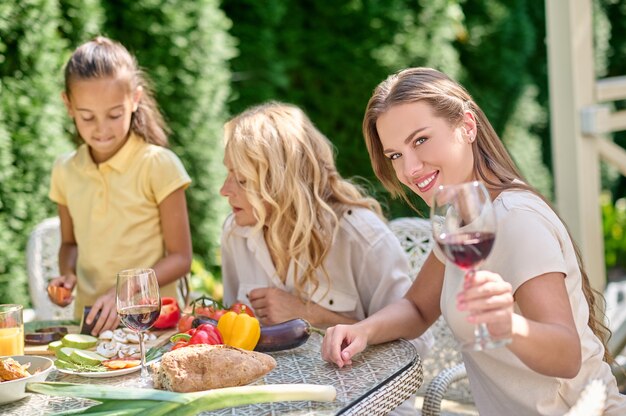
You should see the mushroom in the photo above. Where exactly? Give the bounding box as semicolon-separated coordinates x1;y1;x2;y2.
118;344;139;359
98;330;114;340
126;332;140;344
97;341;120;359
113;329;128;344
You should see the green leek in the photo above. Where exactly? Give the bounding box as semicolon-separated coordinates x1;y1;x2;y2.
26;381;337;416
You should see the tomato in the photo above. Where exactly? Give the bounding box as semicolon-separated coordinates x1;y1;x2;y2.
153;297;181;329
229;302;255;317
193;296;227;320
177;295;227;332
177;311;196;333
194;306;226;320
212;308;228;320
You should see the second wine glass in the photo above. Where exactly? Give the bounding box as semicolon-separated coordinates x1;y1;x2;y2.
116;268;161;385
431;181;511;351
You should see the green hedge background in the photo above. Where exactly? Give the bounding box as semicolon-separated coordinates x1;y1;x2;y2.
1;0;625;305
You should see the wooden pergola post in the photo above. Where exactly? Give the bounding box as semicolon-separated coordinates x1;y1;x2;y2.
545;0;605;291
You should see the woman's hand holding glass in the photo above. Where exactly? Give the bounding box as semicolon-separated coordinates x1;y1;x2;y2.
458;270;515;342
431;181;511;351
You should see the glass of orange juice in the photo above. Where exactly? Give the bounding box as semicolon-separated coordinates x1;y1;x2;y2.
0;304;24;356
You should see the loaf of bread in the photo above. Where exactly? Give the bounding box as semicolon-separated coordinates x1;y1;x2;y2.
151;344;276;392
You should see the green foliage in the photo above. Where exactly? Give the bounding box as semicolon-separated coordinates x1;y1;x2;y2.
223;0;420;217
189;256;223;303
601;192;626;270
501;86;552;199
57;0;105;46
0;1;72;304
100;0;236;264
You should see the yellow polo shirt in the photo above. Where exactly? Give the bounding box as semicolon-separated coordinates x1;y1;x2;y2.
49;134;191;319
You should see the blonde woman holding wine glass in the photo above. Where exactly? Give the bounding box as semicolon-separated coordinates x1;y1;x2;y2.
321;67;626;415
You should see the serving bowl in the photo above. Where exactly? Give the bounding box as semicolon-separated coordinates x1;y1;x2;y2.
0;355;54;404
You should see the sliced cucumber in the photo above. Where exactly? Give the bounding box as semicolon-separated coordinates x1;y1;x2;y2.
62;333;98;349
47;340;63;353
56;347;77;363
71;349;107;366
54;359;78;370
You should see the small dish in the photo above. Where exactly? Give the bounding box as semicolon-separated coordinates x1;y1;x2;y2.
0;355;54;404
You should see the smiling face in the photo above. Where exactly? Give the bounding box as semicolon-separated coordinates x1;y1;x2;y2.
220;158;257;227
63;75;141;164
376;101;476;206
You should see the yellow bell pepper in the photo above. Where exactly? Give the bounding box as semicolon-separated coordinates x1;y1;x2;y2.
217;311;261;350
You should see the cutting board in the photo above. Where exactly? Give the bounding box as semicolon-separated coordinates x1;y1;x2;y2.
24;326;177;356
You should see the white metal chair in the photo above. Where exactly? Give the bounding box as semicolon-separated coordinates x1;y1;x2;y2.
388;217;474;415
26;216;74;320
604;279;626;389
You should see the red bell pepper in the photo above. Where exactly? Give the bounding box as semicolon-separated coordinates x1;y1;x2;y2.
188;323;223;345
153;297;181;329
169;325;222;350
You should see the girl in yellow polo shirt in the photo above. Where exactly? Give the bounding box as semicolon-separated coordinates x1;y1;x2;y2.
47;37;192;335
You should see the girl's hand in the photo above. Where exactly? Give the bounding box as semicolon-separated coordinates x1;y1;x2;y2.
248;287;307;325
321;324;368;368
457;270;514;339
87;287;120;336
47;274;77;306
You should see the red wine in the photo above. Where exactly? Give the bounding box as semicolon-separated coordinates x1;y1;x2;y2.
438;232;495;270
118;305;159;332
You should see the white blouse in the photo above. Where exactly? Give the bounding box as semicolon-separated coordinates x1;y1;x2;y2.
220;206;433;357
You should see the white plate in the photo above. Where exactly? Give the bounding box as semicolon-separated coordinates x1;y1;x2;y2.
56;357;160;378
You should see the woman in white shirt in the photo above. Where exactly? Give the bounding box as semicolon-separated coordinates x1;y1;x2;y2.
219;101;433;360
321;67;626;415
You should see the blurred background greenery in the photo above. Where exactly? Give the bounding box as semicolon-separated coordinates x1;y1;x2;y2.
1;0;625;305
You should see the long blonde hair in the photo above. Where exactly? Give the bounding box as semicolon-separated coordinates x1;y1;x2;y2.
363;67;612;362
224;101;382;299
64;36;169;146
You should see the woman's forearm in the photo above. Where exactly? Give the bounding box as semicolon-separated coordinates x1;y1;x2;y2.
305;303;358;328
358;298;430;345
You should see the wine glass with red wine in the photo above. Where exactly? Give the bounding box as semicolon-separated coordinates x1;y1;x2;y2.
116;268;161;384
431;181;511;351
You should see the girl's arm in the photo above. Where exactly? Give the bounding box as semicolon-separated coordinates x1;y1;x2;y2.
48;204;78;307
467;271;581;378
322;252;444;366
58;204;78;279
151;187;193;286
